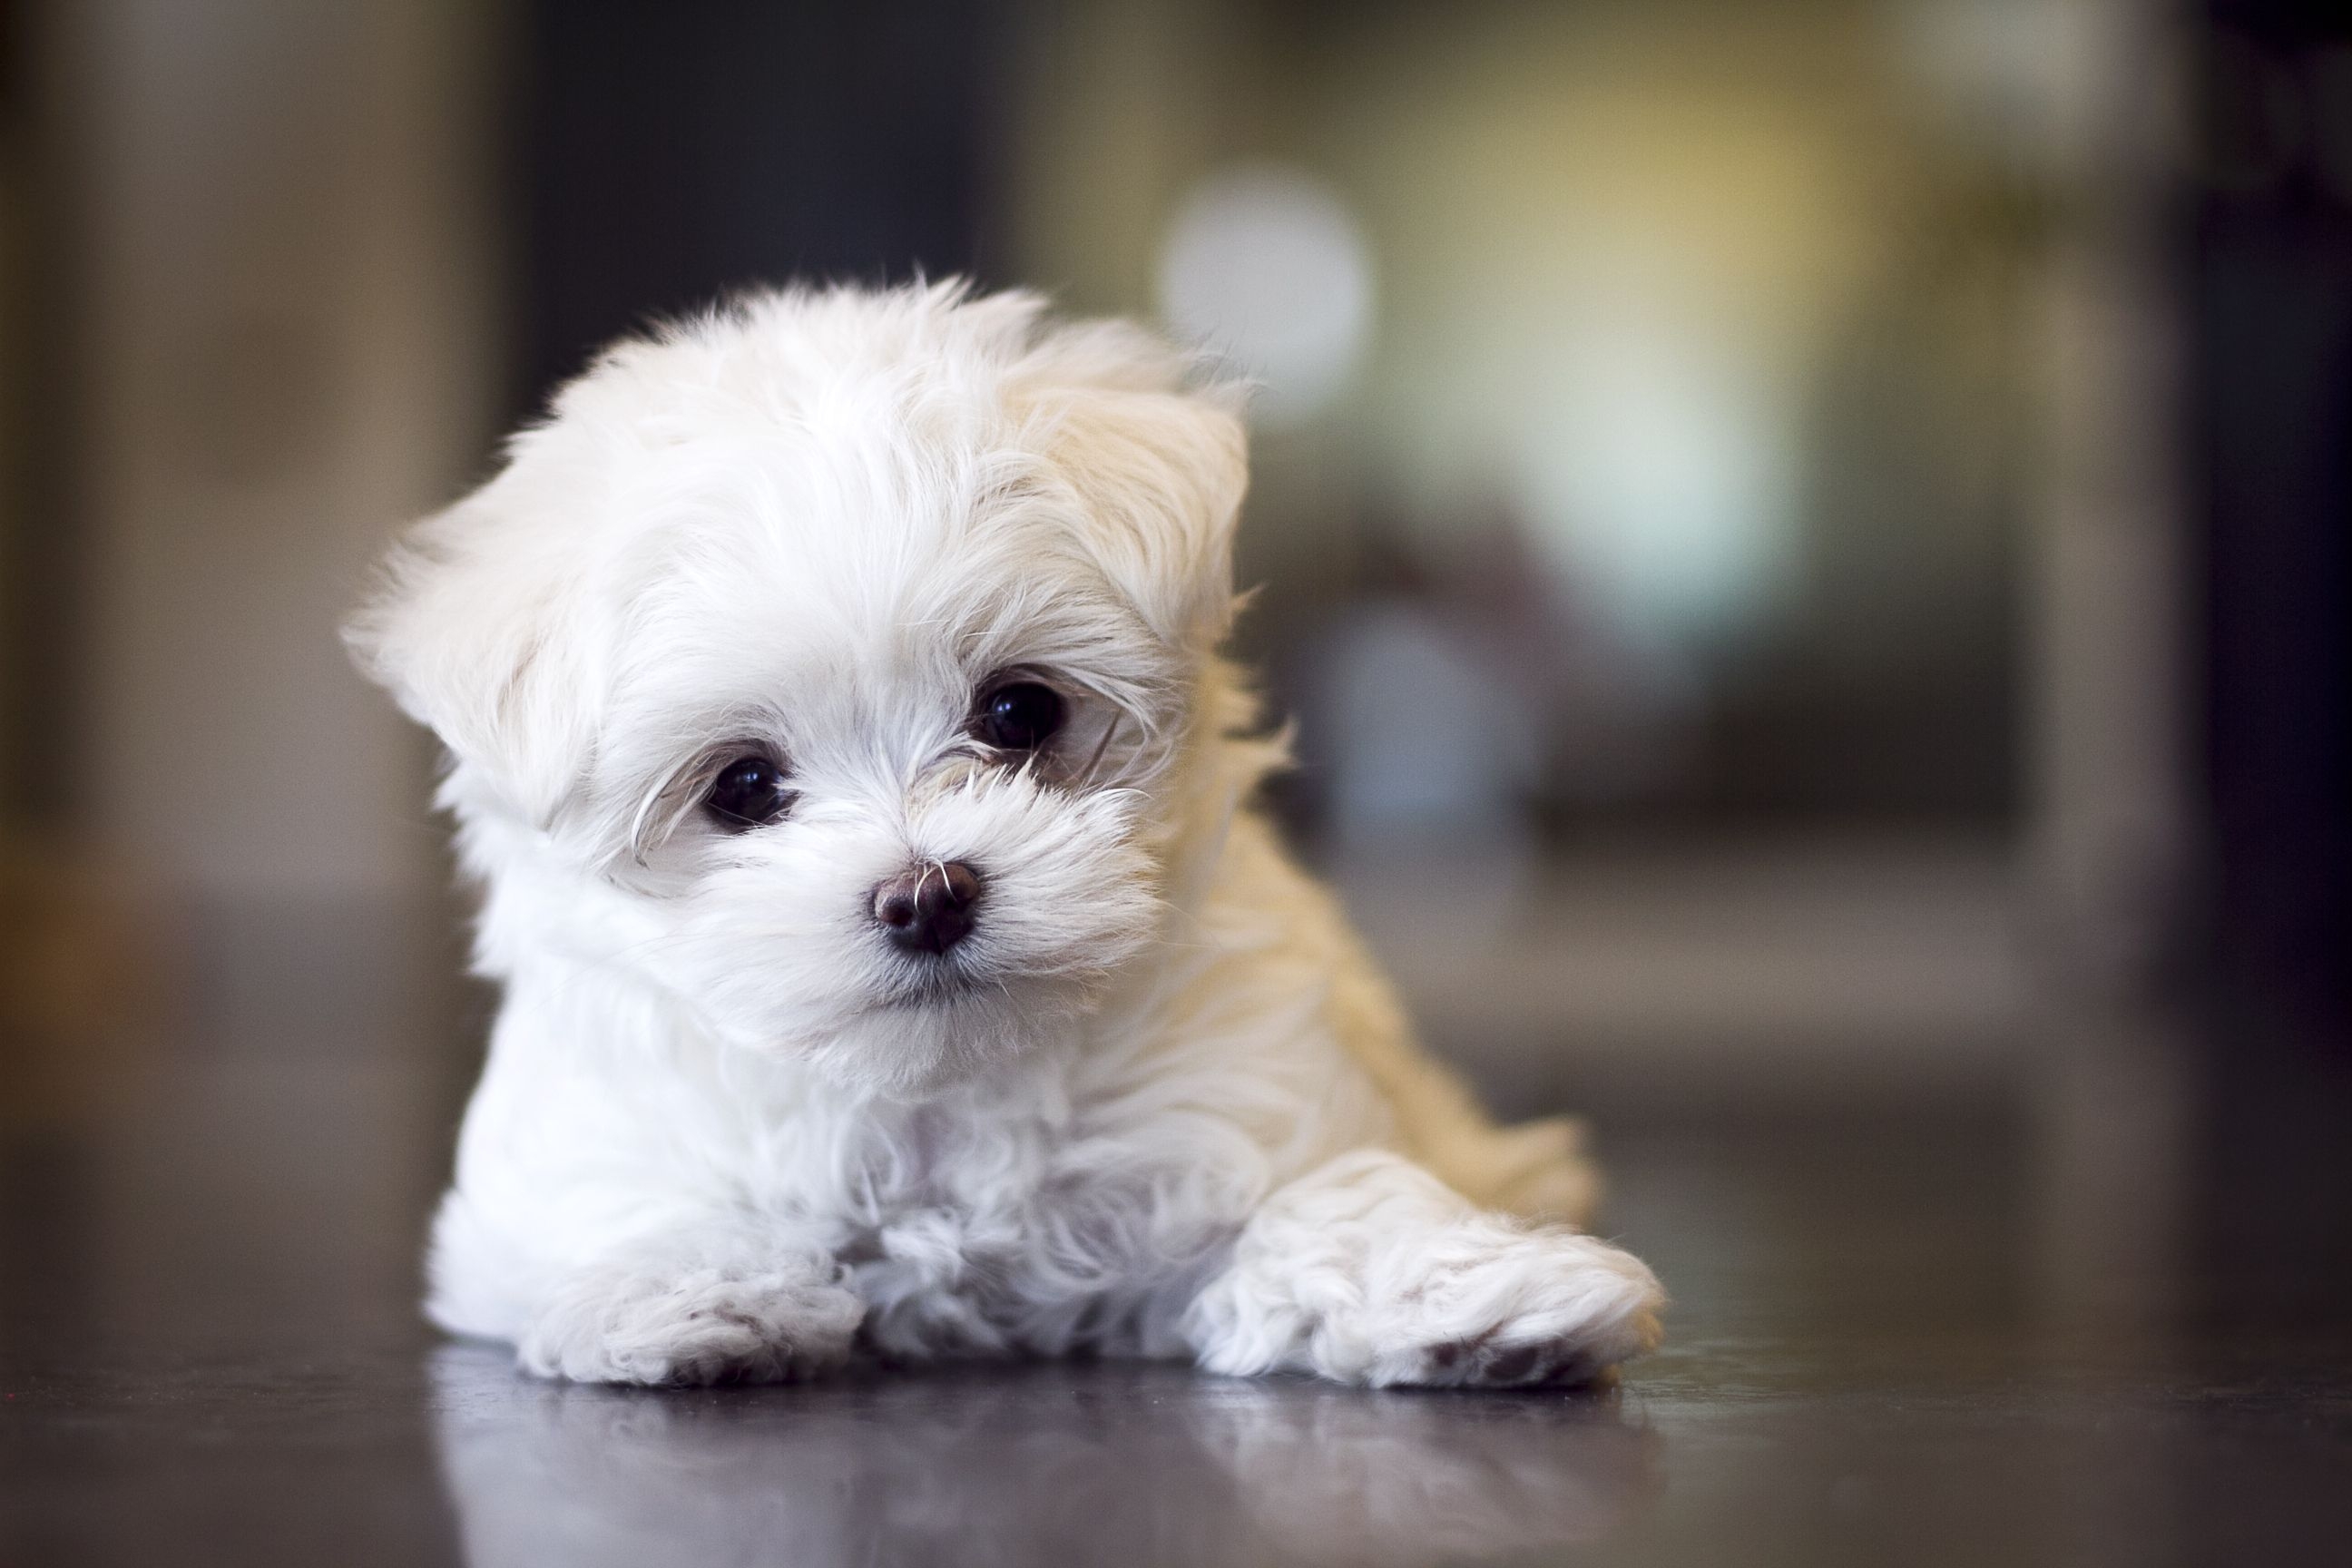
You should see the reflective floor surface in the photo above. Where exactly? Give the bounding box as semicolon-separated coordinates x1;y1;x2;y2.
5;1025;2350;1566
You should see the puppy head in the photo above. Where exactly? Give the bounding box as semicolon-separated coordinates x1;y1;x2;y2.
348;283;1249;1095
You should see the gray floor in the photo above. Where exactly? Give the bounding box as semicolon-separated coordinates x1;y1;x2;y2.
5;1034;2350;1565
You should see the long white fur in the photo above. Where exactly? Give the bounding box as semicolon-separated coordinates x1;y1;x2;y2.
348;280;1665;1387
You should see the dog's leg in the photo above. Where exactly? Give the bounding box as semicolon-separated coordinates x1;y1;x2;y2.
501;1227;863;1387
1180;1149;1663;1387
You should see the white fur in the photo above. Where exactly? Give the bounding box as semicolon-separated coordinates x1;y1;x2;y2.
348;281;1664;1387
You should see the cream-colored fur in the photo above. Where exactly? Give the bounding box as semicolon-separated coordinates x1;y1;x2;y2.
349;280;1661;1387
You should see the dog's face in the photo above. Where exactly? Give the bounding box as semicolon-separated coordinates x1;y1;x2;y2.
350;287;1248;1095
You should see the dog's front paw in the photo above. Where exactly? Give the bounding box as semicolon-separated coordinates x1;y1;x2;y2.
518;1264;865;1386
1188;1152;1665;1388
1369;1229;1665;1387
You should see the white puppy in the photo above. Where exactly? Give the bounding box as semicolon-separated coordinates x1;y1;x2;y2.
349;281;1664;1387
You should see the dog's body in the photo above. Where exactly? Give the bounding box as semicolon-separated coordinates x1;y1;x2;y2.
353;283;1663;1387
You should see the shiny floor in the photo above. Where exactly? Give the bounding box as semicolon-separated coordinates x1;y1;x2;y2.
5;1024;2350;1566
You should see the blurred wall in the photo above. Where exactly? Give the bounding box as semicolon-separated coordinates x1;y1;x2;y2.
1009;0;2039;834
512;0;1004;419
22;0;505;1052
2;0;2335;1124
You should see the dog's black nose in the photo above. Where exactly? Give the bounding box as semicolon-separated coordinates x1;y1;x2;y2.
873;862;983;955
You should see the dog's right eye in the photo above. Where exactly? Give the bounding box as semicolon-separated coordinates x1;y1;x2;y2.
975;681;1065;752
704;755;795;830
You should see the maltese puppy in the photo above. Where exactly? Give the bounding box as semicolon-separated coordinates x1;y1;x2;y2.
349;282;1664;1387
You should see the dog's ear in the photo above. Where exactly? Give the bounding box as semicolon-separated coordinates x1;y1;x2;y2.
1030;357;1250;650
344;477;602;828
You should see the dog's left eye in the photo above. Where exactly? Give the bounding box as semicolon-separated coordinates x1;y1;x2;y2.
704;755;794;830
975;681;1065;751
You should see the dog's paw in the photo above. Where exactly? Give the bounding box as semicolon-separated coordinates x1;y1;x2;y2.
1187;1150;1665;1388
1366;1227;1664;1388
518;1264;865;1386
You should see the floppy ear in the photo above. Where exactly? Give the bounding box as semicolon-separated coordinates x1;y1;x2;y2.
344;481;602;828
1034;374;1250;650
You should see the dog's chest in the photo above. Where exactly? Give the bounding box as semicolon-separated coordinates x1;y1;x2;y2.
803;1097;1234;1356
826;1099;1079;1244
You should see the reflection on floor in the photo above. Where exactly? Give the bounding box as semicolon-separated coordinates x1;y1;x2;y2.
436;1353;1655;1567
4;1005;2349;1565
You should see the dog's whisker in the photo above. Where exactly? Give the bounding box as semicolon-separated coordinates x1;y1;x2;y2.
1081;711;1121;787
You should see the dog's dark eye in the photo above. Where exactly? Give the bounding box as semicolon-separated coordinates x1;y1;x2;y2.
704;755;794;830
975;681;1064;751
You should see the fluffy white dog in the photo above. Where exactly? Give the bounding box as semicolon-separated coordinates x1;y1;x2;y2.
349;281;1665;1387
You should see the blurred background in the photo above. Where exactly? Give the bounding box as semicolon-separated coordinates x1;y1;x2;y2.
0;0;2346;1355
